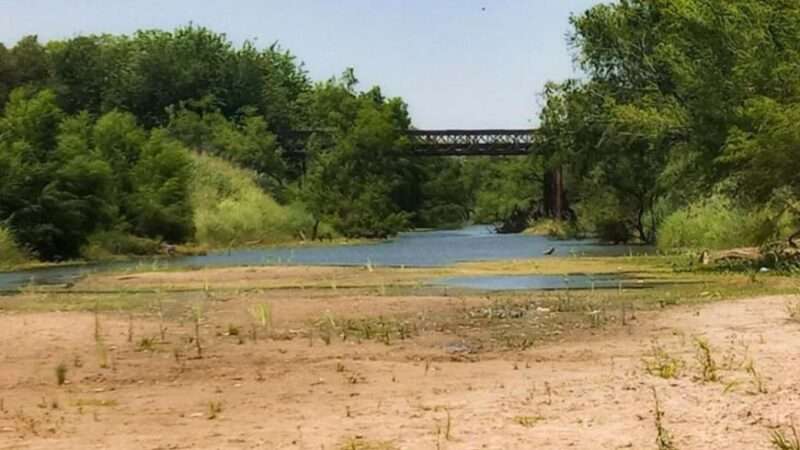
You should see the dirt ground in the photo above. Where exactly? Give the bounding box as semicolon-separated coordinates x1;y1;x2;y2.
1;266;799;449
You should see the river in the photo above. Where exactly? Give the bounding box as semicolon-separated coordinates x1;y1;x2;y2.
0;226;646;292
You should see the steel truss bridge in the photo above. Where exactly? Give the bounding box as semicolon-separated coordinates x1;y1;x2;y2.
285;129;537;157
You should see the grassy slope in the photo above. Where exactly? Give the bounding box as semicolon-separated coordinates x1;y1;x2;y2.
191;153;314;248
0;226;29;270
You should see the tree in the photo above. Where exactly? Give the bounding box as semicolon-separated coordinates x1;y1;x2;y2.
0;90;114;259
301;74;415;238
129;130;194;242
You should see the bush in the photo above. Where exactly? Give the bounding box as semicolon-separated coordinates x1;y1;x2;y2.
525;219;581;240
191;154;315;247
657;195;781;251
0;226;29;268
81;229;161;259
596;219;632;244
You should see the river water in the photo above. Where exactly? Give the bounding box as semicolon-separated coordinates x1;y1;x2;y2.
0;226;646;292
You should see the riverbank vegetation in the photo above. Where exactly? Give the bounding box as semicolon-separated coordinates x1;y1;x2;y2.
3;1;800;267
529;0;800;251
0;27;483;265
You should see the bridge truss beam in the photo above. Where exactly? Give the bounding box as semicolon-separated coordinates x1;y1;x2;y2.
283;129;537;157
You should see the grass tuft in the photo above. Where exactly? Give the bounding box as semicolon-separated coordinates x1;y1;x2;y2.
513;415;545;427
652;387;678;450
787;301;800;323
55;363;67;386
771;418;800;450
643;343;684;379
337;437;399;450
694;337;719;382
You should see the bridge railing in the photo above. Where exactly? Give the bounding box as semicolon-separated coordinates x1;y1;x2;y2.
282;129;538;157
407;129;536;156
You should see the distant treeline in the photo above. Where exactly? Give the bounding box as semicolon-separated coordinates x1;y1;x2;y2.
4;1;800;263
0;26;513;262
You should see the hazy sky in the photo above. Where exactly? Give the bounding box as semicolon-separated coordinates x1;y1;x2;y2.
0;0;604;128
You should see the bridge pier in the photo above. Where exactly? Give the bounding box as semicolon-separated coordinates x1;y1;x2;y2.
543;167;570;221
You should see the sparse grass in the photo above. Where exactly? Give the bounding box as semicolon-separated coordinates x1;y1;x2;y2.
313;314;418;346
771;418;800;450
250;303;273;331
745;360;768;394
694;337;719;383
787;301;800;323
643;343;684;379
336;437;399;450
513;415;545;427
207;401;223;420
652;387;677;450
71;399;118;408
136;336;157;352
191;304;204;359
55;363;67;386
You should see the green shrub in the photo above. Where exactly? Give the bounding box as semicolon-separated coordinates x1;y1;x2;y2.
191;154;315;247
81;229;161;259
596;219;632;244
658;195;781;251
525;219;580;240
0;226;29;268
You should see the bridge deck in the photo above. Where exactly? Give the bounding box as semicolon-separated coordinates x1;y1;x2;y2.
284;129;537;157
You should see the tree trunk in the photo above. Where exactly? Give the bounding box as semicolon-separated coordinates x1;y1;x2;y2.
311;219;320;241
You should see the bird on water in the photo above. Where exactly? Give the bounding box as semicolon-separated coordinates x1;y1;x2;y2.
543;247;556;256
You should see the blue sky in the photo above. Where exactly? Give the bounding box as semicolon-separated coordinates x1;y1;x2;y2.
0;0;604;128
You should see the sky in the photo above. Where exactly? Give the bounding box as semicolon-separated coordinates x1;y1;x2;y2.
0;0;605;129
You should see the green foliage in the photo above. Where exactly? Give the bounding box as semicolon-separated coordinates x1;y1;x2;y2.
0;226;28;268
81;229;161;260
129;130;194;242
537;0;800;246
658;195;782;251
469;156;544;225
301;75;415;239
0;89;114;260
192;154;313;246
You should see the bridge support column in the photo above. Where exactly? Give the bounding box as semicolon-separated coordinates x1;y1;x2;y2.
543;167;569;220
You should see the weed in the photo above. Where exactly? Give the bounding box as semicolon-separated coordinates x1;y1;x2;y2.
191;304;204;359
513;415;544;427
127;313;134;343
227;324;241;336
71;399;118;408
745;360;768;394
544;382;553;406
443;407;452;440
337;436;399;450
157;295;167;342
787;301;800;323
652;387;677;450
694;337;719;382
643;343;684;379
55;363;67;386
250;303;273;331
771;418;800;450
96;339;109;369
208;401;223;420
137;337;157;352
94;298;101;341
